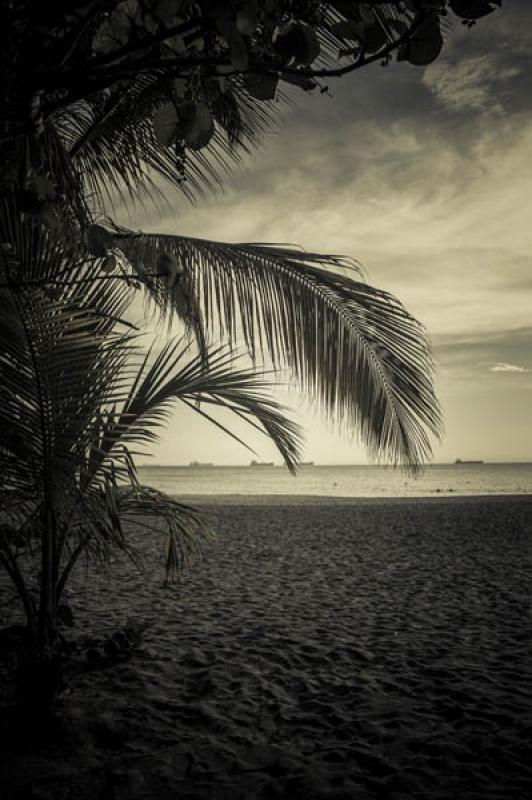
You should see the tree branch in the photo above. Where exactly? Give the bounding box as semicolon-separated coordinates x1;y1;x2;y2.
39;11;427;117
88;16;205;69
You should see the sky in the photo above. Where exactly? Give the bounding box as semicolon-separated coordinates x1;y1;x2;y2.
123;2;532;466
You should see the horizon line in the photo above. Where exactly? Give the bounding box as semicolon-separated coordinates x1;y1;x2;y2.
136;460;532;468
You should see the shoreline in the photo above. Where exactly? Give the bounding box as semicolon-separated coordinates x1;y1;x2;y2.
172;492;532;506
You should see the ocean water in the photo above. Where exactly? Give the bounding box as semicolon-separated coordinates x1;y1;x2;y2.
136;463;532;498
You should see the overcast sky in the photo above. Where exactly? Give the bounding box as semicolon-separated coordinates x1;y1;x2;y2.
124;2;532;466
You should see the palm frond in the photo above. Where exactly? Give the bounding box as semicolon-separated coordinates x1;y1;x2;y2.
0;206;138;520
117;486;215;584
1;207;302;600
114;227;441;470
88;338;303;479
55;72;283;214
55;339;300;587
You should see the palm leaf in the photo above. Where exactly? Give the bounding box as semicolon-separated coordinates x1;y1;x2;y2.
117;486;215;584
1;208;302;594
0;205;138;524
113;228;441;470
56;72;283;214
88;338;303;480
53;338;302;590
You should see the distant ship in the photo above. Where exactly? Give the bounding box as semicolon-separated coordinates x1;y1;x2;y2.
189;460;214;467
454;459;484;464
300;461;315;466
249;460;274;467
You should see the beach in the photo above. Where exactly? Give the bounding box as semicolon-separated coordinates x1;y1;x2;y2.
1;495;532;799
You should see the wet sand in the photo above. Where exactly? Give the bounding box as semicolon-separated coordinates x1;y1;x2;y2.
1;496;532;799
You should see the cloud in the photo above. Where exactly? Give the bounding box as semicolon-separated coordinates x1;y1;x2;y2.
490;362;529;373
422;55;520;115
434;328;532;382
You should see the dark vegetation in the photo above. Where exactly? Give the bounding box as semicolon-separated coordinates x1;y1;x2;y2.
0;1;498;721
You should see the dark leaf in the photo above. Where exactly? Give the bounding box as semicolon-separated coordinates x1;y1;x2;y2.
399;14;443;66
153;101;180;147
181;103;215;151
244;72;278;101
359;21;388;55
273;21;321;66
449;0;497;19
86;224;115;257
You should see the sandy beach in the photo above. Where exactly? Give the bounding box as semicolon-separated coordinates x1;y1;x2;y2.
1;495;531;799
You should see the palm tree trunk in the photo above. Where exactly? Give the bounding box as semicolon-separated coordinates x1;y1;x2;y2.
16;504;63;720
38;503;56;645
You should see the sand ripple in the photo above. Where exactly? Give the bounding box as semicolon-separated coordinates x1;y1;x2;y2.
1;496;531;799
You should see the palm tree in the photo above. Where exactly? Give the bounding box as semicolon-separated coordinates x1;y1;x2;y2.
2;3;442;473
0;209;305;714
1;2;443;714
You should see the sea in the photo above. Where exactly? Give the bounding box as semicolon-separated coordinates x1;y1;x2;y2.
136;463;532;499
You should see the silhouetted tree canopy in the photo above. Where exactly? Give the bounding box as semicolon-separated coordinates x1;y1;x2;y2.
0;1;501;713
1;1;501;203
